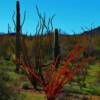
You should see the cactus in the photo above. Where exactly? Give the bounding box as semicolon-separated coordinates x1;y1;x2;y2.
16;0;21;72
54;28;60;68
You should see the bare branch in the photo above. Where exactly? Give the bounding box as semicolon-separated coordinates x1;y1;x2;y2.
71;30;76;34
37;20;41;35
42;14;48;31
8;23;12;33
80;26;86;32
36;21;40;35
36;5;42;18
50;15;55;31
21;11;26;29
36;5;55;34
12;11;16;31
47;18;51;30
84;26;90;31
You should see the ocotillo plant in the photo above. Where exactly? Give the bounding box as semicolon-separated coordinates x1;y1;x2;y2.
16;0;21;72
20;36;38;90
54;28;60;68
32;35;44;90
30;6;55;88
19;43;89;100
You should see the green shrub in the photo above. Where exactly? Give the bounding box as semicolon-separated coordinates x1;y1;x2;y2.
0;74;17;100
22;82;30;90
0;71;11;82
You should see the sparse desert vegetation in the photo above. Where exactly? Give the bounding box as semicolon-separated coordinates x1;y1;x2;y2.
0;0;100;100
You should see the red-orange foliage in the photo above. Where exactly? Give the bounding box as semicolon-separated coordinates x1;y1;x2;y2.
20;43;88;100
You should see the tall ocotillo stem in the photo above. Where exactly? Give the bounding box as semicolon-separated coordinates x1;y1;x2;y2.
16;0;21;72
54;28;60;68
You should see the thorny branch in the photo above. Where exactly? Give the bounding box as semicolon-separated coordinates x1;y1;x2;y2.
12;11;16;31
12;10;26;32
36;5;55;34
21;11;26;29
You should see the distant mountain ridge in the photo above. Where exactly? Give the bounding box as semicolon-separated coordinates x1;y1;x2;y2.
0;26;100;37
0;32;15;36
81;26;100;36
